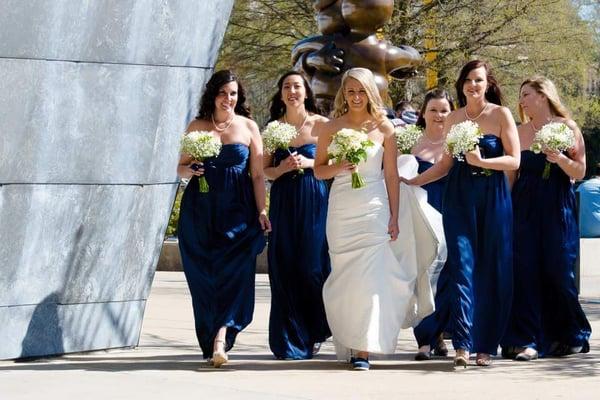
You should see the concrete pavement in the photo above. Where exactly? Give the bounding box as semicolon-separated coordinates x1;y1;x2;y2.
1;271;599;400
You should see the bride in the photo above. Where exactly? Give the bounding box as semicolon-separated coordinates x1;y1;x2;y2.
314;68;444;371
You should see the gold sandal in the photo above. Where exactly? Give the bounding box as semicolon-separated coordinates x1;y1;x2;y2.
476;353;492;366
454;349;469;368
212;339;228;368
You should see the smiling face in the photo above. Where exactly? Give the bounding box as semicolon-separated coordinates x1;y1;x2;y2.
519;83;546;118
344;77;369;113
423;98;452;132
214;81;238;114
281;74;307;109
462;66;488;102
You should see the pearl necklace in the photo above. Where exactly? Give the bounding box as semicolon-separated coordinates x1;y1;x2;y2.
284;112;309;133
422;133;445;145
530;117;553;132
465;102;489;121
212;113;234;132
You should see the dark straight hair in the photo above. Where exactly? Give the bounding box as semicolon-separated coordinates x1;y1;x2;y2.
415;89;455;128
455;60;504;107
196;69;252;120
268;71;319;122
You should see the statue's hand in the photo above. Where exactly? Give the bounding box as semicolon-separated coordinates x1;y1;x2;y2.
306;42;344;74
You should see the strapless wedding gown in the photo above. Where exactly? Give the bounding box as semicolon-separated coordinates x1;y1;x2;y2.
323;144;446;359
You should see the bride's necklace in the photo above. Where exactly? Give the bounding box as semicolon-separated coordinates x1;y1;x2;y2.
465;102;488;121
284;112;309;132
212;113;234;132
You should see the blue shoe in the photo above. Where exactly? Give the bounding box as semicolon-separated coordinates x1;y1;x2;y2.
351;357;370;371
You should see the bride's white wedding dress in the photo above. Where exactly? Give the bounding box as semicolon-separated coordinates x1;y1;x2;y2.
323;143;446;359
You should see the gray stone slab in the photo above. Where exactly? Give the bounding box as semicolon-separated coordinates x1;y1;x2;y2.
0;183;177;307
0;58;210;184
0;300;145;359
0;0;234;67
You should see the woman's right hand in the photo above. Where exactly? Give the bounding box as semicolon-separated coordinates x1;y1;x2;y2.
188;162;204;176
278;152;301;174
400;175;419;186
336;159;356;174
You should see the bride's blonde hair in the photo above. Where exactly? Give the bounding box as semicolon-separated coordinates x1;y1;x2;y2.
332;68;386;120
519;76;570;122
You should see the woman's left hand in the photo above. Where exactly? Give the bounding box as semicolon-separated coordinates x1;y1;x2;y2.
465;145;483;167
296;154;312;169
259;211;272;232
543;148;566;164
388;217;399;241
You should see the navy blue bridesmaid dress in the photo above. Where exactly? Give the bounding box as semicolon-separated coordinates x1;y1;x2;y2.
178;143;266;359
502;150;591;356
412;157;452;350
443;134;513;355
268;144;331;359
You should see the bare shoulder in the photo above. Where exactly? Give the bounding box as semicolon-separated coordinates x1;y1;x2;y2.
186;118;210;133
238;115;259;132
317;117;344;138
378;118;395;137
557;117;580;132
492;105;514;120
311;113;329;124
446;108;463;125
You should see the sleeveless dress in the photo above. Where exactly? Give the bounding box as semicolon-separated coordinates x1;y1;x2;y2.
178;143;266;359
502;150;591;355
443;134;513;355
323;143;442;359
267;144;331;359
412;157;452;349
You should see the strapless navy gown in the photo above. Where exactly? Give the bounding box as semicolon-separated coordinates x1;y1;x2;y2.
268;144;331;359
502;150;591;355
412;157;452;349
443;135;513;355
178;143;266;359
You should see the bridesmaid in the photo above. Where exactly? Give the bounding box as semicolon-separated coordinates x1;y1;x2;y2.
403;60;520;367
410;89;454;360
501;76;591;361
263;71;331;360
177;70;270;368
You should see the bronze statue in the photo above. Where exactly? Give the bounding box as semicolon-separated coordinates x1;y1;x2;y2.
292;0;421;114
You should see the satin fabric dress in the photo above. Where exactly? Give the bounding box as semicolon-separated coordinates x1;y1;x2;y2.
178;143;266;359
502;150;591;355
412;157;453;349
323;144;444;360
267;144;331;359
443;134;513;355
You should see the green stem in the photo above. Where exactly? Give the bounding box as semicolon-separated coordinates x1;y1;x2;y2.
198;176;209;193
542;162;551;179
351;171;366;189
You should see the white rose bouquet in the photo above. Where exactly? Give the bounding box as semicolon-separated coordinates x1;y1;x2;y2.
180;131;222;192
530;122;575;179
261;121;303;174
327;128;374;189
445;120;491;176
394;124;423;154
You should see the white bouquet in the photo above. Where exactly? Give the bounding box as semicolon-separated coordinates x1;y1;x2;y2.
261;121;303;174
394;124;423;154
327;128;374;189
445;120;491;176
180;131;222;192
530;122;575;179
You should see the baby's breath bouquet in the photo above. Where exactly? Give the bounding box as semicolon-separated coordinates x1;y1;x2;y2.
530;122;575;179
262;121;303;174
327;128;374;189
394;124;423;154
445;120;491;176
180;131;222;193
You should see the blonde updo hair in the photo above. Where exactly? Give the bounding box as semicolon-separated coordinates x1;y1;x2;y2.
331;68;387;120
519;76;570;122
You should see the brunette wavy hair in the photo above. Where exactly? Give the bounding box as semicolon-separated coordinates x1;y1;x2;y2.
455;60;504;107
196;70;252;120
